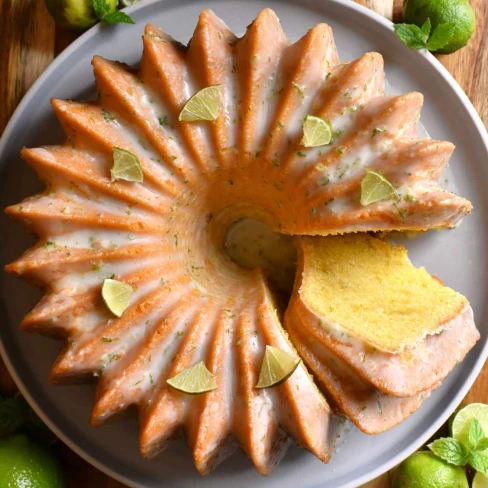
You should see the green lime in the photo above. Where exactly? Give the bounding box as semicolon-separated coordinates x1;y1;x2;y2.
111;148;144;183
0;435;64;488
178;86;222;122
301;115;332;147
390;451;468;488
451;403;488;451
167;361;217;394
473;472;488;488
44;0;115;31
256;346;300;389
403;0;475;54
360;168;397;206
101;279;133;317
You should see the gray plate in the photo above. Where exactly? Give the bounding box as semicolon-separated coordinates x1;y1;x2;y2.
0;0;487;487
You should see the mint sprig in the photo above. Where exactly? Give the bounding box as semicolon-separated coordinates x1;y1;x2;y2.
92;0;135;25
102;11;135;25
426;23;456;51
394;18;455;52
429;437;468;465
428;418;488;476
0;394;56;445
471;452;488;476
0;395;29;435
469;418;485;450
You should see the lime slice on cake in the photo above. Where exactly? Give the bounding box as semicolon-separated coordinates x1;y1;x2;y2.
451;403;488;450
301;115;332;147
474;472;488;488
360;168;398;206
178;86;222;122
111;148;144;182
102;279;133;317
256;346;300;388
167;361;217;394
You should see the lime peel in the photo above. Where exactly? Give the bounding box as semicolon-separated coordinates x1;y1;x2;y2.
474;472;488;488
360;167;398;206
111;147;144;182
167;361;217;394
179;86;223;122
101;278;133;317
301;115;333;148
0;435;64;488
390;451;468;488
256;345;300;388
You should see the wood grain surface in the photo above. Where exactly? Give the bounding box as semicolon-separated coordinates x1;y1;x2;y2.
0;1;486;487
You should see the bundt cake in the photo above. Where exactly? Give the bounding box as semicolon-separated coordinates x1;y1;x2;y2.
4;8;477;476
285;234;479;433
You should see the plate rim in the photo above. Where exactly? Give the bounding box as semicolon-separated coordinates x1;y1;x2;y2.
0;1;487;487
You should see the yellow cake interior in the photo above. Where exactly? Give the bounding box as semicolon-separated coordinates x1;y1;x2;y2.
300;234;468;352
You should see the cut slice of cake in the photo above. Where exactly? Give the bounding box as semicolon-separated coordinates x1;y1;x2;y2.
286;305;437;433
286;234;479;398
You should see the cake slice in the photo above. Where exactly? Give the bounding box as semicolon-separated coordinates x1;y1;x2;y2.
286;305;437;433
286;234;479;399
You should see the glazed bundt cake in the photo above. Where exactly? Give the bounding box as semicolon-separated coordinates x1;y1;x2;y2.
285;235;479;433
4;8;476;475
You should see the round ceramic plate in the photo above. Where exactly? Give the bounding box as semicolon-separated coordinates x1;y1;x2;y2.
1;0;487;487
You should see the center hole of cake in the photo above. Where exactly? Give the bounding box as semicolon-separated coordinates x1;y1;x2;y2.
223;218;297;295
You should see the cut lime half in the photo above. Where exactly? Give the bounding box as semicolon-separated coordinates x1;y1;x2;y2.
360;168;397;206
256;345;300;388
178;86;222;122
167;361;217;394
452;403;488;452
101;279;133;317
111;147;144;182
301;115;332;147
474;472;488;488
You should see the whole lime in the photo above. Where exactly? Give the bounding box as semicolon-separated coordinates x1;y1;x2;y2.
44;0;117;31
403;0;476;54
390;451;468;488
0;435;64;488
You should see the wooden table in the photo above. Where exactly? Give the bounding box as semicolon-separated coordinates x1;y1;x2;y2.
0;0;486;486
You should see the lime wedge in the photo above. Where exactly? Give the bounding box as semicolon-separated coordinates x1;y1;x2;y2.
256;346;300;388
111;148;143;182
167;361;217;394
452;403;488;451
301;115;332;147
178;86;222;122
360;168;397;206
101;279;133;317
474;472;488;488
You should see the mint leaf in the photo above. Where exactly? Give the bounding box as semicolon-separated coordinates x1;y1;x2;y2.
426;23;456;51
421;18;432;39
477;438;488;452
394;24;428;50
470;451;488;476
24;409;57;446
469;419;485;450
429;438;469;466
92;0;114;20
103;11;135;25
0;395;29;434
